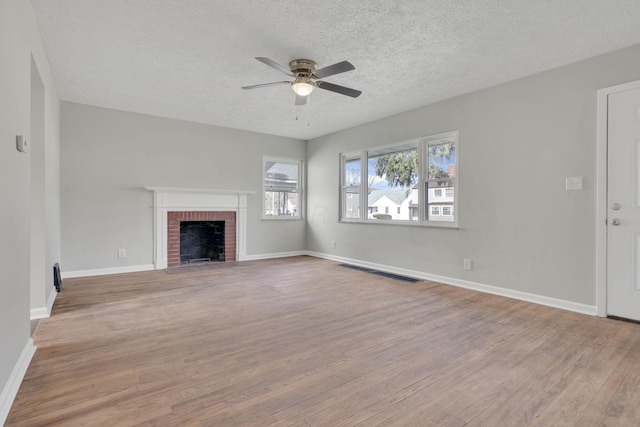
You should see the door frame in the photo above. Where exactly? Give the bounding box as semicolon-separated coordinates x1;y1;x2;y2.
596;79;640;317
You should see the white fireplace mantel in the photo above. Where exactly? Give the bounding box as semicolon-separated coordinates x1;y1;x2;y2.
145;187;255;269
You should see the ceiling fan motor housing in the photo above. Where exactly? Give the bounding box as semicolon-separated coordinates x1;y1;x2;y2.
289;59;317;78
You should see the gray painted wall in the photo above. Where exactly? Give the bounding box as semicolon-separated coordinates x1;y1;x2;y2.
307;43;640;307
61;102;306;272
0;0;60;413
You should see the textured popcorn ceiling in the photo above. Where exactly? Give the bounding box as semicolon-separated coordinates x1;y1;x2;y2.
31;0;640;140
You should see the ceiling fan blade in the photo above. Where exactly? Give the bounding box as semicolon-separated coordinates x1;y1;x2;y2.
316;81;362;98
295;95;307;106
314;61;355;79
242;81;291;90
255;57;294;77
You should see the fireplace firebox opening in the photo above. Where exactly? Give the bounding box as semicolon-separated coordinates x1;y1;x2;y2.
180;221;225;264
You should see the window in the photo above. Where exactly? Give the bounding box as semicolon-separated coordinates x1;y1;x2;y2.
424;132;457;223
340;130;457;226
366;143;418;222
263;158;301;219
341;155;362;219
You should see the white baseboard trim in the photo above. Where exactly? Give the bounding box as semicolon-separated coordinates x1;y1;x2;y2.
30;287;58;320
306;251;597;316
62;264;155;279
0;338;36;425
241;251;307;261
30;307;48;320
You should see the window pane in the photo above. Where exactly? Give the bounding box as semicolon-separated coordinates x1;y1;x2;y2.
367;146;419;221
264;191;298;216
428;141;455;180
344;187;360;219
344;157;361;186
264;160;300;218
425;180;454;222
265;161;298;191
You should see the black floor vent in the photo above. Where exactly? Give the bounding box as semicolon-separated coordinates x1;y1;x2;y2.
338;264;422;283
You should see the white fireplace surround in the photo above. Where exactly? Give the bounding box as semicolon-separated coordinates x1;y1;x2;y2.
145;187;254;269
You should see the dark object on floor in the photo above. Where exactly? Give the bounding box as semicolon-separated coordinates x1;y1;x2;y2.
53;263;62;292
338;263;422;283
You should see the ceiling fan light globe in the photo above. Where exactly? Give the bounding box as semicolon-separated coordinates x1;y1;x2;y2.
292;81;314;97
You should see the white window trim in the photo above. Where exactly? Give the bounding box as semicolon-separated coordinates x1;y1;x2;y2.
339;130;458;228
263;156;303;220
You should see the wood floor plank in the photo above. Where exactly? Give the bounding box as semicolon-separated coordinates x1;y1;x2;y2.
6;256;640;426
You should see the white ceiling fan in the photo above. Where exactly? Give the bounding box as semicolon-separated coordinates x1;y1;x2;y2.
242;57;362;106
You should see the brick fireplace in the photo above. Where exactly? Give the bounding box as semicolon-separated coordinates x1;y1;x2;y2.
167;211;236;267
145;187;252;269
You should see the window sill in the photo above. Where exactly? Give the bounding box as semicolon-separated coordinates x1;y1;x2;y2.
339;219;458;229
262;216;303;221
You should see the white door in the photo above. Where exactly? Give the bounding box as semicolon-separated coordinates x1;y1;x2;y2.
607;86;640;320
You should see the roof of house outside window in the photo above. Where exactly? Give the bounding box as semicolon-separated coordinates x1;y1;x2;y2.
368;189;408;206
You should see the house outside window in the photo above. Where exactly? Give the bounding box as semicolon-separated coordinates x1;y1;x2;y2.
263;158;301;219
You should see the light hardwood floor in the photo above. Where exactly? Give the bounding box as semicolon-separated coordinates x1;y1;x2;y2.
7;256;640;426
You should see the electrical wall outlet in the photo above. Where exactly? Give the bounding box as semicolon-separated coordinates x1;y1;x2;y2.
331;240;336;249
118;248;126;258
463;258;473;271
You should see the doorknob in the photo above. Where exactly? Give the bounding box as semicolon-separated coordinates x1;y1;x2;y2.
610;218;621;226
